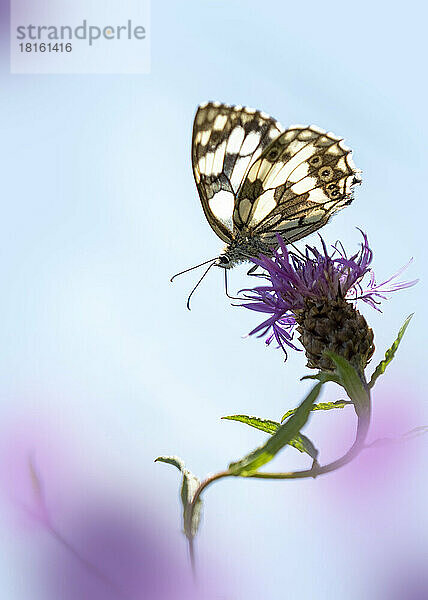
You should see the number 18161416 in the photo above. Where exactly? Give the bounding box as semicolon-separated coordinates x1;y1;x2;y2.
19;42;72;52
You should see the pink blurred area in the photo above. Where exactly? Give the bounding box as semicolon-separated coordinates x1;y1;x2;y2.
0;415;228;600
319;380;424;508
0;414;76;531
44;502;202;600
314;381;428;599
376;554;428;600
0;0;9;49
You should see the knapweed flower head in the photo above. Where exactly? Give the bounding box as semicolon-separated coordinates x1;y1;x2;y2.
241;231;417;373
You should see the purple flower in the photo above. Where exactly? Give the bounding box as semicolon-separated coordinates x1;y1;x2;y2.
241;232;417;364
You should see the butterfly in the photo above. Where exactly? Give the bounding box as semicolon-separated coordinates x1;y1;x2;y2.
173;101;361;306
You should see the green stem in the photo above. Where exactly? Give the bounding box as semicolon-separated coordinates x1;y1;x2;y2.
187;394;371;563
250;403;370;479
187;470;233;522
185;470;233;574
188;536;196;579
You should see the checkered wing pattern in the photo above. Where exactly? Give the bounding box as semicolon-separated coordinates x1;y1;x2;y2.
192;102;283;242
236;125;361;244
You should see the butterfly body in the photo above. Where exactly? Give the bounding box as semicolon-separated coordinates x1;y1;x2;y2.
192;102;361;267
218;233;274;269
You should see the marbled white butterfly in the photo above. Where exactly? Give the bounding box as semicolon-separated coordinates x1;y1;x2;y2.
173;102;361;306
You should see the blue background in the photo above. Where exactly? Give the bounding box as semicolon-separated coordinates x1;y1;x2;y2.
0;1;427;598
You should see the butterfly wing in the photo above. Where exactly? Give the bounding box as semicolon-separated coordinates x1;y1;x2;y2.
235;125;361;244
192;102;283;243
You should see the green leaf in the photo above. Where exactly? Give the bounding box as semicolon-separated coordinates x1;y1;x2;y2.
301;372;342;385
228;382;322;476
222;415;280;435
291;433;319;461
281;399;351;423
155;455;202;539
324;352;370;417
155;455;186;471
369;314;414;389
222;415;319;461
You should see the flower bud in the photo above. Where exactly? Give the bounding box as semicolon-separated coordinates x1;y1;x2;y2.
295;298;374;372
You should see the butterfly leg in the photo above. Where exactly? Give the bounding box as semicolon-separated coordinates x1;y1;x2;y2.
247;265;258;277
223;268;242;300
247;264;258;276
246;264;267;279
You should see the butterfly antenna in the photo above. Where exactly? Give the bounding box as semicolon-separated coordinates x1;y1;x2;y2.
170;257;219;282
186;261;217;310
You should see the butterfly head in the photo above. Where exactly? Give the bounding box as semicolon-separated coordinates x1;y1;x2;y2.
171;237;272;309
216;254;233;269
